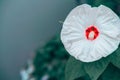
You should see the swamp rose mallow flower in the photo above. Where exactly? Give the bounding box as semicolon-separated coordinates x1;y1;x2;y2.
61;4;120;62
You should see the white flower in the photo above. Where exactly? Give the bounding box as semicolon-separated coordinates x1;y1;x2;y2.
61;4;120;62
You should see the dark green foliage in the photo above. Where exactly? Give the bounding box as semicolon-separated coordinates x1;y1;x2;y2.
65;56;110;80
65;57;86;80
32;35;69;80
98;63;120;80
75;75;91;80
83;57;110;80
110;45;120;69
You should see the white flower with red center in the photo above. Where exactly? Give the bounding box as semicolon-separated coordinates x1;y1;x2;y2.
61;4;120;62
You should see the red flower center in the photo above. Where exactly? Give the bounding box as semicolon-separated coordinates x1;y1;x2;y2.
85;26;99;40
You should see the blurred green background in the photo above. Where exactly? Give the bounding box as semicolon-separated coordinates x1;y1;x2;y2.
0;0;120;80
0;0;76;80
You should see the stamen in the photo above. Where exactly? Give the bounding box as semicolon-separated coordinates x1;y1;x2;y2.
85;26;99;40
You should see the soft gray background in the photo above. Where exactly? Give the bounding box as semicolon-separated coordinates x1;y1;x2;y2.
0;0;76;80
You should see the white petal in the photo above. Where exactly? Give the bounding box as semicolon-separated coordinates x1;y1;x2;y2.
68;40;91;61
67;40;102;62
96;5;120;27
98;22;120;39
117;34;120;41
77;41;100;62
96;5;120;41
63;4;92;30
95;5;120;38
95;35;119;57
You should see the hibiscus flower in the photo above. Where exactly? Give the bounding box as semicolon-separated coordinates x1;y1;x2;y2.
61;4;120;62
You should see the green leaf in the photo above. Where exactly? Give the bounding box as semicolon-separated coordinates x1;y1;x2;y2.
84;57;110;80
98;63;120;80
93;0;104;6
114;0;120;4
110;46;120;69
93;0;115;10
65;56;86;80
75;75;91;80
